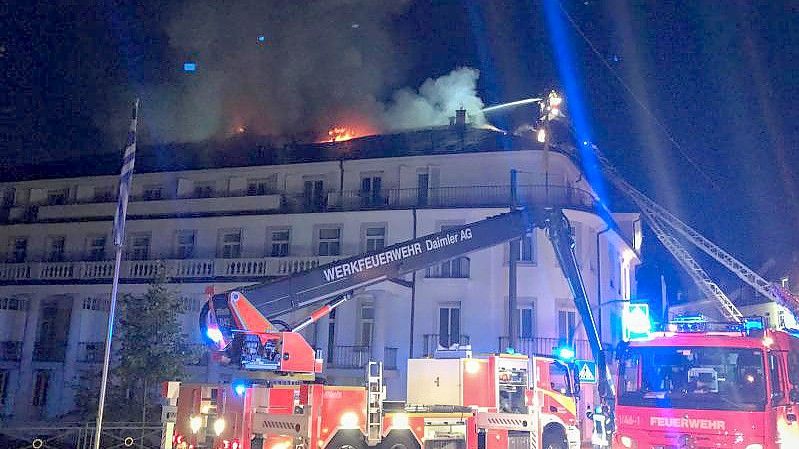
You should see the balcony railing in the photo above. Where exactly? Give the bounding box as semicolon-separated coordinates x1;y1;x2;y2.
0;341;23;361
328;184;596;212
4;184;596;224
33;342;66;362
422;334;471;357
328;345;370;369
497;336;592;360
0;255;339;282
327;345;398;370
77;341;104;363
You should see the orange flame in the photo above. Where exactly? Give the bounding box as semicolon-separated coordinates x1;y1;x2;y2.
327;127;356;142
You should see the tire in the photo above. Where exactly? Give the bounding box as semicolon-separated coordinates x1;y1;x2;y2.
379;430;421;449
326;430;367;449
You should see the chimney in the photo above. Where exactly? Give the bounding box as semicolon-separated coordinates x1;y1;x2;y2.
455;107;467;126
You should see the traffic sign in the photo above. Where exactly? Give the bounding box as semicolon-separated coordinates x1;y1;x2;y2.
575;359;597;384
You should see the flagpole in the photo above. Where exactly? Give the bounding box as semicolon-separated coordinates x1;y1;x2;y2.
94;98;139;449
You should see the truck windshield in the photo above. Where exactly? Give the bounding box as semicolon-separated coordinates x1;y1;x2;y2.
618;346;766;411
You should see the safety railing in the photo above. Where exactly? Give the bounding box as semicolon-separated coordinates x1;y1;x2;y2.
0;256;339;282
422;334;471;357
497;336;592;360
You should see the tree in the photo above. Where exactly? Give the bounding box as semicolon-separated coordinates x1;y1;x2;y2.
71;268;201;421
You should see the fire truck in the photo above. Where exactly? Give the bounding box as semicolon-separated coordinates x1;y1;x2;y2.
161;205;612;449
610;317;799;449
166;353;581;449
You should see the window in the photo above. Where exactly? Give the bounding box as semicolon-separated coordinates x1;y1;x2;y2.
364;226;385;252
427;225;469;278
326;308;337;363
248;176;277;196
32;370;50;407
85;235;106;261
93;185;115;202
417;173;429;206
318;228;341;256
143;185;163;201
45;236;66;262
558;310;577;342
608;248;618;289
8;237;27;263
218;230;242;258
1;188;14;207
174;230;196;259
426;257;470;278
518;306;536;339
360;304;375;347
128;233;151;260
360;175;383;206
46;188;68;205
438;306;461;348
193;182;215;198
0;370;7;405
513;234;536;263
303;180;325;210
0;297;28;311
619;347;767;411
269;229;290;257
769;353;784;403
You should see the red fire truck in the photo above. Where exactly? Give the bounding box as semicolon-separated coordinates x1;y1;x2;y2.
160;205;613;449
165;353;581;449
610;317;799;449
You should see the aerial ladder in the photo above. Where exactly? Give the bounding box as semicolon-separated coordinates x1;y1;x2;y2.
198;203;615;440
591;143;799;324
539;91;799;324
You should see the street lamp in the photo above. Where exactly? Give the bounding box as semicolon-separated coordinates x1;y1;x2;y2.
213;417;226;437
189;415;202;434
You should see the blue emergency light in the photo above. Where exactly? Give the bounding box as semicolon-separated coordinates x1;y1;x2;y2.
232;380;249;396
554;346;575;361
623;303;652;341
183;62;197;72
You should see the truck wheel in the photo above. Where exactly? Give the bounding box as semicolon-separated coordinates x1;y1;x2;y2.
379;431;420;449
327;431;367;449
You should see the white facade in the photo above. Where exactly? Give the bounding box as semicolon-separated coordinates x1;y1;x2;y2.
0;130;640;421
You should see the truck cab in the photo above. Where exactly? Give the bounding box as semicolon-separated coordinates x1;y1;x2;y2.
613;320;799;449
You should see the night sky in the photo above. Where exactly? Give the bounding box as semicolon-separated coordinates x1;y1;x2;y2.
4;1;799;302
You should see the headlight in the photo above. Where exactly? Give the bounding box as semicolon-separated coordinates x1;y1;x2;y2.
340;412;359;429
620;435;637;448
392;413;409;429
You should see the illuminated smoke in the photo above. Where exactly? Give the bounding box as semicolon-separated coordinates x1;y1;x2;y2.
101;2;487;144
381;67;486;131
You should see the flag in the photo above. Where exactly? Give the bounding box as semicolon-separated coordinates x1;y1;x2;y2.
112;99;140;247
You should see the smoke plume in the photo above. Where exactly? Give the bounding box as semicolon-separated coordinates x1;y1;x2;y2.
113;1;486;144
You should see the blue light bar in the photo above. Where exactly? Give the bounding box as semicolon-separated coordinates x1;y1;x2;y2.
670;314;708;324
183;62;197;72
743;317;764;332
